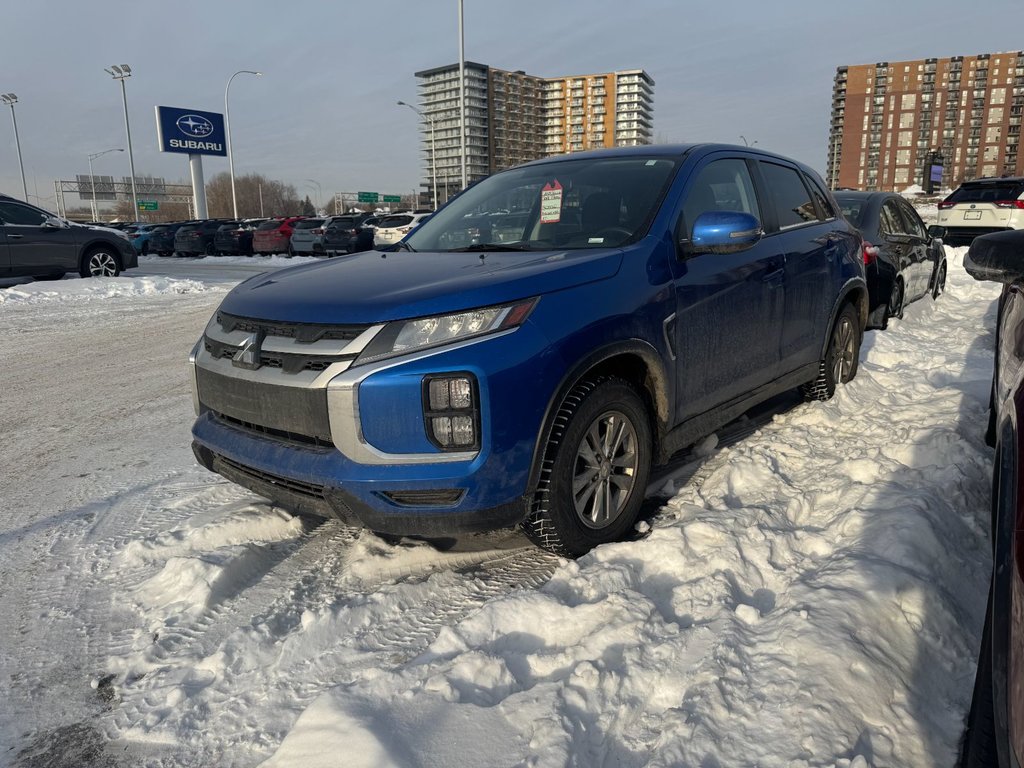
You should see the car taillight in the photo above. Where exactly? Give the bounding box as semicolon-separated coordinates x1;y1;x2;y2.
862;242;879;265
994;200;1024;209
398;226;412;234
937;201;955;209
312;228;324;235
232;230;244;235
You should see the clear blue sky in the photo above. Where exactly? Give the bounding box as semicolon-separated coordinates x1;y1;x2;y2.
2;0;1021;211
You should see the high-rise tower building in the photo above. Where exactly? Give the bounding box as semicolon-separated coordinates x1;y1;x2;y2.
828;52;1024;192
413;62;654;204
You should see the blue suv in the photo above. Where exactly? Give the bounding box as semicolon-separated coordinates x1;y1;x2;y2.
190;145;866;556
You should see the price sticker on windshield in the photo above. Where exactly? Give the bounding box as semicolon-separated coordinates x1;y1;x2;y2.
540;180;563;224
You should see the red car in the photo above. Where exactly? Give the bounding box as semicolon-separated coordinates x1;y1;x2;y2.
252;216;306;255
962;228;1024;767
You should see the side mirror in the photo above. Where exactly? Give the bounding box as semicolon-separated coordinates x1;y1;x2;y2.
964;230;1024;284
681;211;762;256
927;224;947;239
42;216;69;229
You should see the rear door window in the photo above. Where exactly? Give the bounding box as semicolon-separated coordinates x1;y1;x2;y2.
895;199;926;239
257;220;283;230
759;162;820;230
294;219;324;229
879;201;903;236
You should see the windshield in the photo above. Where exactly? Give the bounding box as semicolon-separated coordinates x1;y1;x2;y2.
294;219;324;229
406;155;678;252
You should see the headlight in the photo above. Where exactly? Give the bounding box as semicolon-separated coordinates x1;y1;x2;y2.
354;298;538;366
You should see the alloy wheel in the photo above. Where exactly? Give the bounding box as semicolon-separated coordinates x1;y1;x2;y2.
88;252;118;277
832;316;856;384
572;410;639;529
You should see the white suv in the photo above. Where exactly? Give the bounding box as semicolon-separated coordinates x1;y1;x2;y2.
937;176;1024;244
373;212;431;247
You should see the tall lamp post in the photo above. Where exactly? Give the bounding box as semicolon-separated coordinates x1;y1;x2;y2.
104;65;138;218
1;94;28;201
457;0;467;189
87;148;123;221
225;70;262;219
397;100;437;210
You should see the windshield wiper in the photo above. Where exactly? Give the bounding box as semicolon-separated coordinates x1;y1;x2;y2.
447;242;535;252
392;241;416;252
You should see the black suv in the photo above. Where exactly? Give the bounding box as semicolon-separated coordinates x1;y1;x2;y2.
0;194;137;279
174;219;239;256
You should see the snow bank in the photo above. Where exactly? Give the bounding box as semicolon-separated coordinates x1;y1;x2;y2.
0;275;222;305
262;247;997;767
138;254;320;267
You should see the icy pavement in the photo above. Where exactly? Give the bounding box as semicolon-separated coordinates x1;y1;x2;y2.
0;246;999;767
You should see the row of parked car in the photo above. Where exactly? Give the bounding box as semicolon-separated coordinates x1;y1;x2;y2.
120;211;433;258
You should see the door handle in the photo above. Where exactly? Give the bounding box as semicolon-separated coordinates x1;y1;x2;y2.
7;233;23;239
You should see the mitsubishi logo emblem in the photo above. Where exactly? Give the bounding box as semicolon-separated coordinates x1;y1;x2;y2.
232;332;262;370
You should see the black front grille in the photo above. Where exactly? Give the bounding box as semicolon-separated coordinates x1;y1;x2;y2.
217;312;366;343
381;489;466;507
196;366;332;443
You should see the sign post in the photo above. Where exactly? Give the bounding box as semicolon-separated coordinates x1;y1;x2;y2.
155;106;227;219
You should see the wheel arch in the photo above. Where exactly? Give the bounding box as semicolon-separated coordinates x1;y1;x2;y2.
525;340;669;494
821;279;869;357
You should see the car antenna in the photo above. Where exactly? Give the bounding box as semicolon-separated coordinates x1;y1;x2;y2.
479;253;486;264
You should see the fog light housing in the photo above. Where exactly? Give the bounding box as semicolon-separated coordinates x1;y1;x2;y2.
423;374;479;451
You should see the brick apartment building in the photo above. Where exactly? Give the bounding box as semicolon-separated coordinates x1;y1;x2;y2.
412;62;654;204
827;51;1024;193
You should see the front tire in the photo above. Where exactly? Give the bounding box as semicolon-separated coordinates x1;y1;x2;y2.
79;248;121;278
802;303;861;401
523;378;652;557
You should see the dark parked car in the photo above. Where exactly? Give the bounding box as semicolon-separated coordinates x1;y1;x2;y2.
962;228;1024;767
322;213;375;255
0;193;137;279
834;191;948;328
148;221;197;257
214;219;267;256
252;216;305;255
174;219;238;257
189;144;867;556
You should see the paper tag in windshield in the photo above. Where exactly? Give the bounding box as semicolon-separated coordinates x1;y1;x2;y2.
540;180;563;224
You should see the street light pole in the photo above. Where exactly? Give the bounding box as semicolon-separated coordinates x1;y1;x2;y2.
1;94;28;201
225;70;262;219
458;0;467;189
397;101;437;211
87;148;124;221
105;65;138;219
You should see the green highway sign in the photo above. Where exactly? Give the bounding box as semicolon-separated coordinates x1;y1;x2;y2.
357;191;379;203
137;200;159;211
382;195;401;203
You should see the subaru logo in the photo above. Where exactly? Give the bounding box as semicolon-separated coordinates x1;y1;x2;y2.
176;114;214;138
232;332;262;370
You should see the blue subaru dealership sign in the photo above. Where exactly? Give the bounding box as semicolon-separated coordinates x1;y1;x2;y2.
155;106;227;156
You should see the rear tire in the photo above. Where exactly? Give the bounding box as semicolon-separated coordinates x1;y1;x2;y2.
802;303;861;401
933;261;947;300
522;378;652;557
888;278;905;320
79;248;121;278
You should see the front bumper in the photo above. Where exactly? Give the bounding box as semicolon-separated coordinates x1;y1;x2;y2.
190;317;557;535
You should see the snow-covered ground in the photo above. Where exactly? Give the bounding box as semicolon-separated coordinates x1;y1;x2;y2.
0;244;999;767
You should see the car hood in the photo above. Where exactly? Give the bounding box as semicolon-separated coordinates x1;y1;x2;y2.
217;247;625;324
